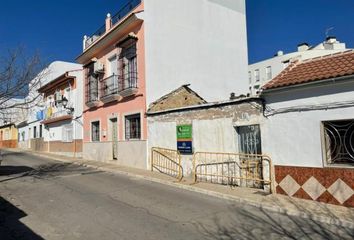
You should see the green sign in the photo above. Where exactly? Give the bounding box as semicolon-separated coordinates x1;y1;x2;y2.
177;125;193;154
176;125;192;140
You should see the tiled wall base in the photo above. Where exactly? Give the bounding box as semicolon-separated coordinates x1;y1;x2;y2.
275;166;354;207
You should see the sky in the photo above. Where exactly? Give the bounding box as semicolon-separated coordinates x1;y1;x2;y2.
0;0;353;65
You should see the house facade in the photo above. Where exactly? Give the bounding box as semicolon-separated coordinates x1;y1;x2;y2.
37;69;84;157
17;61;83;156
261;51;354;207
248;37;351;95
0;123;18;148
77;0;249;168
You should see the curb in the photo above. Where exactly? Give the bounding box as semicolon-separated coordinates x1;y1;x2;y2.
7;149;354;229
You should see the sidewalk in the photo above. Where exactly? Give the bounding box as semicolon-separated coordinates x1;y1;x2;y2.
4;148;354;228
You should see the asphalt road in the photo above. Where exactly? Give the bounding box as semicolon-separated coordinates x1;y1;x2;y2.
0;150;353;240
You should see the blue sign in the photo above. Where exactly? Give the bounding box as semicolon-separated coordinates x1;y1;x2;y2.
177;141;193;154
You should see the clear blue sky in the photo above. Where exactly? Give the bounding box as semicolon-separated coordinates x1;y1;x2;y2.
0;0;353;64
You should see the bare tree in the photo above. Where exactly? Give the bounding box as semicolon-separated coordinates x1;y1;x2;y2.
0;47;48;123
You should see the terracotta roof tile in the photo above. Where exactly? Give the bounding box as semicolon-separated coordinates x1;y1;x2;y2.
263;51;354;90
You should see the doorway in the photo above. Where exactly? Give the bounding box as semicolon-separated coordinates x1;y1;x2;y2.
110;118;118;160
236;124;263;188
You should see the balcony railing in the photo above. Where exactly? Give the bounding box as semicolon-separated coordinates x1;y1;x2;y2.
49;110;72;119
111;0;142;25
101;74;119;97
85;0;142;49
98;72;138;103
118;71;138;92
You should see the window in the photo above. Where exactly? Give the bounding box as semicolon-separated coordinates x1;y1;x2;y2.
91;121;100;142
108;55;118;76
248;71;252;85
237;125;262;155
266;66;272;80
125;114;141;140
86;64;99;103
21;131;25;141
33;126;37;138
254;69;260;82
119;40;138;90
62;124;73;142
323;120;354;165
39;125;43;138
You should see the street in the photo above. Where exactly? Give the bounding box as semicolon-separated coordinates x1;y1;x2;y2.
0;150;353;240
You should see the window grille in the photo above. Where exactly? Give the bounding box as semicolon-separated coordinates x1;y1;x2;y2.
91;121;100;142
323;120;354;165
125;114;141;140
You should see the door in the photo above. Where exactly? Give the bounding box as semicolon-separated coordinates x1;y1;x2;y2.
237;125;263;188
111;118;118;160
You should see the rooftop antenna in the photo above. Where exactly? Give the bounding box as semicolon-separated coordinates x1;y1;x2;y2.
325;27;334;38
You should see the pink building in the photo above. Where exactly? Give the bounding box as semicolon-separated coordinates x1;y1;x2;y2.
77;0;248;169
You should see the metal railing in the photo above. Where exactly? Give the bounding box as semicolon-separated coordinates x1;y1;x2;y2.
85;25;106;49
118;71;138;92
151;147;183;181
49;109;71;119
112;0;142;25
193;152;273;193
85;0;141;49
100;74;119;98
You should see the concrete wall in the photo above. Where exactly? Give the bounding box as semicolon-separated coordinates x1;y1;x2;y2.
83;141;147;169
83;142;113;162
117;140;147;169
148;99;263;176
144;0;249;104
262;78;354;168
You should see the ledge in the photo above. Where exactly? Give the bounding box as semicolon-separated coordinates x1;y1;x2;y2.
41;115;73;125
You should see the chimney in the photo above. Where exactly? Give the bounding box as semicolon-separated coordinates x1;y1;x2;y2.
276;50;284;56
105;13;112;32
297;43;309;52
326;36;337;44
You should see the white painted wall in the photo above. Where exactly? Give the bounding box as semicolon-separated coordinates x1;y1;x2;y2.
262;78;354;168
148;117;243;176
144;0;248;104
24;61;83;143
248;39;351;95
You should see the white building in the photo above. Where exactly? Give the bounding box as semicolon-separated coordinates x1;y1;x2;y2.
17;61;83;155
261;51;354;207
248;37;351;95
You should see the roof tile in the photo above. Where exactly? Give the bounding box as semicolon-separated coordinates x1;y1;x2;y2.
263;51;354;90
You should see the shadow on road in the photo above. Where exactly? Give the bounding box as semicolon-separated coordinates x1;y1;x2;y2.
0;196;44;240
0;161;93;183
195;199;354;240
0;166;35;176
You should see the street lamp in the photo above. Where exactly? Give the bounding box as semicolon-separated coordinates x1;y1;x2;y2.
62;96;74;113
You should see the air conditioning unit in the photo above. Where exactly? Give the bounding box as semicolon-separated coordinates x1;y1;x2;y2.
94;61;104;73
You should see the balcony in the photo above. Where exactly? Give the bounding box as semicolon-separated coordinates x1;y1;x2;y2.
84;0;142;50
100;74;122;103
118;71;138;97
41;109;73;125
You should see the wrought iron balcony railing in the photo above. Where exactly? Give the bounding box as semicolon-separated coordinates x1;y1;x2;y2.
101;74;119;98
85;0;142;49
100;72;138;102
